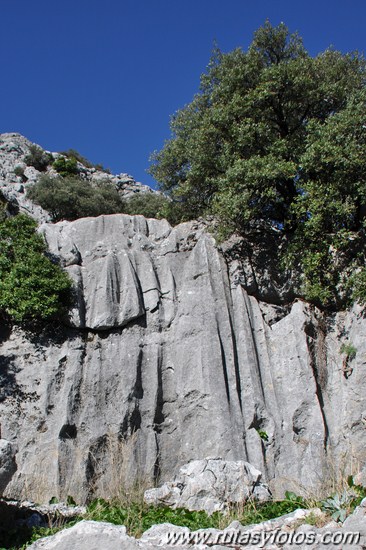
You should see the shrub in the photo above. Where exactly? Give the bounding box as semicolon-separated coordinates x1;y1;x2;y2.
13;165;27;181
24;144;53;172
53;156;79;177
0;214;72;324
59;149;111;173
123;193;168;218
123;192;187;225
59;148;94;168
27;175;125;222
340;342;357;360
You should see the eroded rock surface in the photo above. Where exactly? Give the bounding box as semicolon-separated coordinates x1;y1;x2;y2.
0;213;366;503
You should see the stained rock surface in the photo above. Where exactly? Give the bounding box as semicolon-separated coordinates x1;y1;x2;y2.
0;213;366;503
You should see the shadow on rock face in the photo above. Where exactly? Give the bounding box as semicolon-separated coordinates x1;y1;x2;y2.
0;439;17;495
0;356;20;403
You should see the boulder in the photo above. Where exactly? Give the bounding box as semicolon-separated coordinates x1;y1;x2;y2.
26;520;192;550
144;458;271;514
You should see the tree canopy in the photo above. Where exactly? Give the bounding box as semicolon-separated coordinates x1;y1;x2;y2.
149;21;366;307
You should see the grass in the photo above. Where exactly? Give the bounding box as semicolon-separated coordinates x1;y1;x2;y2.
0;493;309;549
2;482;366;549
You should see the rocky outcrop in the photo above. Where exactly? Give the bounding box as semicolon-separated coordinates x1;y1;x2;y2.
144;458;271;514
0;213;366;503
0;133;155;223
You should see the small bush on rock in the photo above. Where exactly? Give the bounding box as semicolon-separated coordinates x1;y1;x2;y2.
59;149;111;173
53;156;79;177
24;144;53;172
13;165;27;181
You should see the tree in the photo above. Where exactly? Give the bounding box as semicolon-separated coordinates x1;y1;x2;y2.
150;21;366;306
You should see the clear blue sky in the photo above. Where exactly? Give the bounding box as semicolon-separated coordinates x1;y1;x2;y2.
1;1;365;189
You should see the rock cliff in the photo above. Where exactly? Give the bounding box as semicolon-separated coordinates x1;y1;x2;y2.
1;211;365;503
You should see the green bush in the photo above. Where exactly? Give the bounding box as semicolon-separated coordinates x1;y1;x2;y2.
27;175;125;222
0;214;72;324
123;192;168;218
24;144;53;172
13;165;27;181
340;342;357;360
59;149;111;173
53;156;79;177
123;193;190;226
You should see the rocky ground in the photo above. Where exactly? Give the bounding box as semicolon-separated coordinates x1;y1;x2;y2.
21;499;366;549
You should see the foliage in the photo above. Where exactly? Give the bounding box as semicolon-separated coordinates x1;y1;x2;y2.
24;145;53;172
84;492;309;538
59;149;111;172
256;429;269;442
285;90;366;306
27;175;125;222
86;498;221;537
320;476;366;523
321;491;353;523
5;486;363;548
13;165;26;181
340;342;357;360
123;192;182;223
150;21;366;307
0;214;72;324
52;156;79;177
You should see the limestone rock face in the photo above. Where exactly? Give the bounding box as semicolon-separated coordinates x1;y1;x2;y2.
0;213;366;503
144;458;271;514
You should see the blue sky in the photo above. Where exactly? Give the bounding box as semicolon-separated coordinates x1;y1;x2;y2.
1;1;365;189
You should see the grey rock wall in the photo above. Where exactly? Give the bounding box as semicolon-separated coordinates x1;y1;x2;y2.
0;213;365;503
